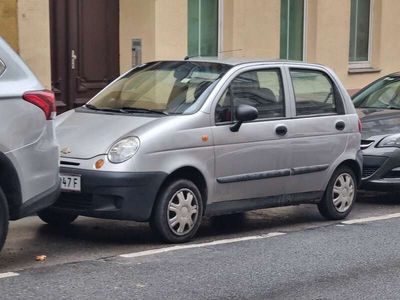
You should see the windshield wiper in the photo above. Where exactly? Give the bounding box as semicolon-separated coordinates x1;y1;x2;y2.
119;107;169;115
84;104;122;113
85;104;168;115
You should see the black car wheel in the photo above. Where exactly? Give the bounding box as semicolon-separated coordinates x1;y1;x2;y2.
0;188;9;251
318;166;357;220
151;179;203;243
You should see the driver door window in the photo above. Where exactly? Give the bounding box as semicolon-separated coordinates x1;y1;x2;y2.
215;69;285;123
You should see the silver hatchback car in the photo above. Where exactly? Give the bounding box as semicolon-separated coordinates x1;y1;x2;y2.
0;38;59;250
41;59;362;243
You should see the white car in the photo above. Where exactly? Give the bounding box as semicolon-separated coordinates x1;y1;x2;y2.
42;59;362;243
0;37;60;251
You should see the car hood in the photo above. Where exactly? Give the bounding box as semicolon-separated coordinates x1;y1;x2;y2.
56;110;158;159
357;108;400;139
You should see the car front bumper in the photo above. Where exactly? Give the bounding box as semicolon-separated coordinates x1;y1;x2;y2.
361;146;400;190
48;167;167;222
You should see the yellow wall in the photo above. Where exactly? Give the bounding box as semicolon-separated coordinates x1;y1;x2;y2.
306;0;387;90
17;0;51;88
5;0;399;91
155;0;187;60
0;0;18;51
222;0;400;90
119;0;187;73
119;0;156;73
224;0;280;59
307;0;351;79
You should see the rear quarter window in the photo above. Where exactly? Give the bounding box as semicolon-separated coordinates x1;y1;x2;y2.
0;59;5;77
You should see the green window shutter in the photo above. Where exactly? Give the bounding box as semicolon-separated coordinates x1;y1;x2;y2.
188;0;219;57
280;0;304;61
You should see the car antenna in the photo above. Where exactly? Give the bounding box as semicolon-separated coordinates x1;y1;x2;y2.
219;49;243;54
184;55;200;60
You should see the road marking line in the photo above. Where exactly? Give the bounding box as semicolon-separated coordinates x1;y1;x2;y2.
0;272;19;279
342;213;400;225
120;232;286;258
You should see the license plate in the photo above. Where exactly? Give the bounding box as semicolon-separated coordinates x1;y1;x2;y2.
60;174;81;192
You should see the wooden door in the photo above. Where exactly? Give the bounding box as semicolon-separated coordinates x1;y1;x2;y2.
50;0;120;112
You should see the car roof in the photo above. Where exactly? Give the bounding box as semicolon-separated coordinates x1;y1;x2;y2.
184;57;325;68
388;72;400;77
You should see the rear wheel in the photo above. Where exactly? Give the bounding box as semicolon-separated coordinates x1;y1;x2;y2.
0;188;9;251
151;179;203;243
38;209;78;226
318;166;357;220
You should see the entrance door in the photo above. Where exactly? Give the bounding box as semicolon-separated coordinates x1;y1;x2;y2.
50;0;119;112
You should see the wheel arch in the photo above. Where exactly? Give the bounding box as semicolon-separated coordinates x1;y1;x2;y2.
0;152;22;219
154;166;208;214
338;159;362;185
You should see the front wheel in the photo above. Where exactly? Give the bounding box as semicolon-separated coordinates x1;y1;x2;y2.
38;209;78;227
0;188;9;251
150;179;203;243
318;166;357;220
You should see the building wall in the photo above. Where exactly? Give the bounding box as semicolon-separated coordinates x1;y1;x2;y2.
119;0;187;73
17;0;51;88
222;0;280;59
3;0;400;91
154;0;187;60
221;0;400;90
0;0;19;51
119;0;156;73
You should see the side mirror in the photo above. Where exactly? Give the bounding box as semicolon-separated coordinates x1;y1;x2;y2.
230;104;258;132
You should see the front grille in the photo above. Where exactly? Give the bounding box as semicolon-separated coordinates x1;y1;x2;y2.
60;160;80;166
54;193;92;210
362;166;379;178
361;140;374;150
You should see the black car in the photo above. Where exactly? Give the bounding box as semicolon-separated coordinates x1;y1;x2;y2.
353;72;400;190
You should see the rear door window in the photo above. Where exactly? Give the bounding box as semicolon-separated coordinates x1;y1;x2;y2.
0;59;5;77
290;69;343;116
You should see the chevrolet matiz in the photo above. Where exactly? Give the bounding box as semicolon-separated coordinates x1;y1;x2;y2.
38;59;362;243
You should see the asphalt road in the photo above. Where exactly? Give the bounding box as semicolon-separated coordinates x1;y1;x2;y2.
1;191;400;299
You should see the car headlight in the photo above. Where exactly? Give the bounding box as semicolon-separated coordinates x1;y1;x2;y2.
108;137;140;163
378;134;400;148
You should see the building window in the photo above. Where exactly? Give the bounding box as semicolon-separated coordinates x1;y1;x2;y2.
280;0;305;61
188;0;219;57
349;0;372;66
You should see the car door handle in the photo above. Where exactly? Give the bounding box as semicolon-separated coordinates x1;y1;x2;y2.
335;121;345;131
275;125;288;136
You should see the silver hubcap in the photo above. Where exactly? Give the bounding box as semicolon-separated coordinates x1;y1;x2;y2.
332;173;355;213
167;188;199;236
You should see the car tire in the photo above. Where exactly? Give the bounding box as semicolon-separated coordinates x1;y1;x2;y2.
318;166;357;220
0;188;9;251
151;179;203;243
37;209;78;226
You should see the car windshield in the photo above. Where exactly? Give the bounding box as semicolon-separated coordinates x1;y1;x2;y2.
353;75;400;109
86;61;231;115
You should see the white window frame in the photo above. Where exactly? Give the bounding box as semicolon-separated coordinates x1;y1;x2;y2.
349;0;374;69
302;0;308;61
218;0;223;57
